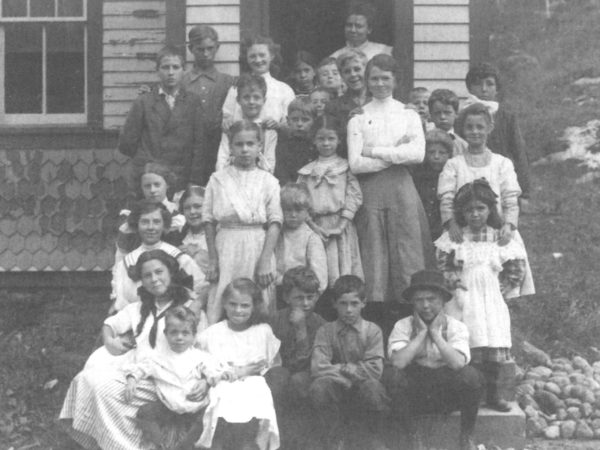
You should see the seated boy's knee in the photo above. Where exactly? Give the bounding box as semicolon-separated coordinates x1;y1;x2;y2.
356;379;390;412
289;371;311;398
456;365;484;389
309;377;338;406
381;364;410;394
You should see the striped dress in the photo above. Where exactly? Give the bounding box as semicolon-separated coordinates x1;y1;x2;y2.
59;300;207;450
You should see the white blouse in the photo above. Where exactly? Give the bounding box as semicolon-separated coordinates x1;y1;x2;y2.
347;97;425;174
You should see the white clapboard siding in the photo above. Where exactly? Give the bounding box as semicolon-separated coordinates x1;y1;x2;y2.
413;1;469;97
103;0;167;129
186;1;240;75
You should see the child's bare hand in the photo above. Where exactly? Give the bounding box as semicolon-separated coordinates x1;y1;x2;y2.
137;84;151;96
124;378;137;403
187;379;209;402
498;224;514;246
235;360;266;378
340;363;361;381
206;259;219;283
448;220;464;243
222;116;234;132
262;117;279;129
255;258;274;288
348;106;364;118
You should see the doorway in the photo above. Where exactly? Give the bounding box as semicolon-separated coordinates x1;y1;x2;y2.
269;0;395;72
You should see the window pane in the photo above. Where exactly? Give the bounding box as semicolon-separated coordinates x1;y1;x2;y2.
31;0;56;17
2;0;27;17
58;0;83;17
5;24;43;113
46;23;85;113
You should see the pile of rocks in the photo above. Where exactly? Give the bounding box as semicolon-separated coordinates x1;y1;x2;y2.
517;354;600;439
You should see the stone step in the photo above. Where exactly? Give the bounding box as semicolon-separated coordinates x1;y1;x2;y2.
411;402;526;450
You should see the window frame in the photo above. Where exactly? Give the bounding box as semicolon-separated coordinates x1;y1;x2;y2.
0;0;103;130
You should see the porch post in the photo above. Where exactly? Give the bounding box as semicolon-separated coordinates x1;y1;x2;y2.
392;0;414;101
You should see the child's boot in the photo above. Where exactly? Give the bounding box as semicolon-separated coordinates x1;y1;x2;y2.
485;361;511;412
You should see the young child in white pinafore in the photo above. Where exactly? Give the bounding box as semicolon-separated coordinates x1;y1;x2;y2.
177;185;209;282
203;120;283;324
197;279;281;450
297;115;363;287
435;180;534;412
124;306;226;450
116;162;185;264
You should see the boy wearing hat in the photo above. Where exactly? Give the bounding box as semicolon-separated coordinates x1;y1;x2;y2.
383;270;483;450
183;25;234;184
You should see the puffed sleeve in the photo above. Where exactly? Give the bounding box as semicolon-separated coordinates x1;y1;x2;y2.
177;253;207;300
201;176;217;224
264;175;283;224
111;260;132;312
499;157;522;228
438;157;460;225
370;110;426;166
104;302;138;335
340;170;362;220
347;115;392;174
262;324;282;370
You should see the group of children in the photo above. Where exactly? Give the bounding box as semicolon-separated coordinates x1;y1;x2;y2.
62;10;540;450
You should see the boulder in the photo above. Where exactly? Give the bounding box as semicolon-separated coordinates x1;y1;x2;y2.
582;402;593;417
574;420;594;439
560;420;576;438
522;341;551;366
566;406;582;421
543;425;560;439
556;408;568;420
526;417;547;437
573;356;593;373
534;390;564;414
544;382;562;396
524;405;538;418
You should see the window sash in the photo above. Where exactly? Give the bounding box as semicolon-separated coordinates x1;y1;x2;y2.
0;0;87;19
0;23;88;125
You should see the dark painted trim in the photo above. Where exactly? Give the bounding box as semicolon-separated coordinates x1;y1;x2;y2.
87;0;103;129
240;0;269;40
393;0;414;101
469;0;494;66
0;127;119;150
166;0;186;54
0;272;111;288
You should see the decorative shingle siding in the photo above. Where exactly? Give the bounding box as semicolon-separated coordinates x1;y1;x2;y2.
413;0;470;96
0;149;130;271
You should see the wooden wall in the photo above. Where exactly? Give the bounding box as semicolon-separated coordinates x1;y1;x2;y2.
186;0;240;76
412;0;470;96
102;0;167;129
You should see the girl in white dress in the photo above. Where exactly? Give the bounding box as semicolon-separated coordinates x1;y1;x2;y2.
203;121;283;324
60;250;208;450
435;180;533;411
198;278;281;450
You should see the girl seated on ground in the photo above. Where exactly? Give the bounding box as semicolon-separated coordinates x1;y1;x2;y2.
197;278;281;450
60;250;207;450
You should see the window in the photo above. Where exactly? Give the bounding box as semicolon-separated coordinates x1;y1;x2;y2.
0;0;87;125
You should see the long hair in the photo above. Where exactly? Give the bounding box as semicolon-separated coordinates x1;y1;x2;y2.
221;278;268;325
453;179;503;229
134;250;191;345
